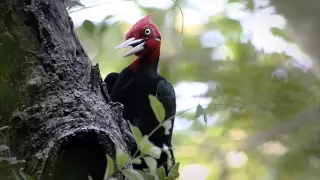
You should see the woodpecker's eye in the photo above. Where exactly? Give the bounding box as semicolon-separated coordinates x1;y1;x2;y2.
144;28;151;36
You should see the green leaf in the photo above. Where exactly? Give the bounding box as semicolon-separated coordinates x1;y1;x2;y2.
0;144;9;152
165;162;180;180
195;104;207;125
143;173;155;180
142;168;150;173
104;154;115;179
0;126;9;131
88;176;93;180
156;167;166;180
139;136;153;154
147;174;156;180
82;20;96;35
149;94;166;123
141;169;157;180
203;115;208;125
246;0;254;11
103;15;114;22
132;158;142;165
270;27;292;42
130;124;143;143
20;169;34;180
162;120;172;135
139;170;154;180
22;174;34;180
195;104;204;118
122;169;145;180
209;17;242;43
165;170;179;180
143;157;157;175
66;0;85;10
139;136;162;159
99;23;109;34
148;146;162;160
227;41;256;62
171;162;180;171
0;156;21;164
115;146;129;168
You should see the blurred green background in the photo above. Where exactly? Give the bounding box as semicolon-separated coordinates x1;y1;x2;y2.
67;0;320;179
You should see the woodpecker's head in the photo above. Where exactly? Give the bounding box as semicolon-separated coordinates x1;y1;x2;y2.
116;15;161;58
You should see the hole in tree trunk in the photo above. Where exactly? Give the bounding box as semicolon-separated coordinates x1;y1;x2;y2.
52;131;107;180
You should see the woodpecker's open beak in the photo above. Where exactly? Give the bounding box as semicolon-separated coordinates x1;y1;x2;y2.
116;37;145;57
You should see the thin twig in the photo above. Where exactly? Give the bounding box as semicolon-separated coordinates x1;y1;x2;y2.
171;0;184;46
69;1;120;14
238;104;320;151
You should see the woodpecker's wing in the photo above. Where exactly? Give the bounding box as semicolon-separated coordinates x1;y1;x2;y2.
155;79;176;171
156;79;176;124
104;72;119;94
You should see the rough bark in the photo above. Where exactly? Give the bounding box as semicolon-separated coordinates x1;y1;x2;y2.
270;0;320;75
0;0;135;180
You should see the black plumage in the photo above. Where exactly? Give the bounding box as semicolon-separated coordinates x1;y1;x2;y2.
105;55;176;173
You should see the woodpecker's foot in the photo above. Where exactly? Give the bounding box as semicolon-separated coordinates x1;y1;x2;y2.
117;117;137;156
108;101;137;156
109;101;124;112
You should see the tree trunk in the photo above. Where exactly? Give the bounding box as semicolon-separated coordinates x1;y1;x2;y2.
0;1;135;180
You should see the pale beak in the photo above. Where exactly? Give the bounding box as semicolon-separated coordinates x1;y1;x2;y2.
116;37;145;57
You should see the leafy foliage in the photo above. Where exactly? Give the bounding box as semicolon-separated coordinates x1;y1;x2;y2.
270;27;293;42
104;155;115;179
65;0;85;10
99;93;180;180
195;104;207;125
19;170;34;180
115;146;130;169
149;95;166;123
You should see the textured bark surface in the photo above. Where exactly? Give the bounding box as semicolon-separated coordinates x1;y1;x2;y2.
270;0;320;75
0;0;135;179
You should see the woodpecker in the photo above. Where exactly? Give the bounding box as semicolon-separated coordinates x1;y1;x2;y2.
104;15;176;174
